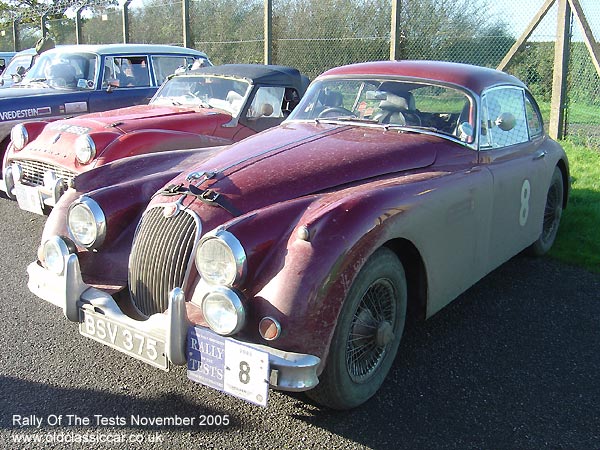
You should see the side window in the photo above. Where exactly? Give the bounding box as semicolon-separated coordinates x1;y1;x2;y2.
102;56;118;87
247;86;285;119
282;88;301;116
525;94;543;139
105;56;150;88
480;88;529;149
152;56;202;85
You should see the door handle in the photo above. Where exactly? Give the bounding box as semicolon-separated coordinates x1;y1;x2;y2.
533;150;547;160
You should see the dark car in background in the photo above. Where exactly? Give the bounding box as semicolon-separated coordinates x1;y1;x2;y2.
0;51;17;75
0;48;36;88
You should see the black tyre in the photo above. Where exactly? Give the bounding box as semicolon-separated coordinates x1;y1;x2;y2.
528;167;564;256
307;247;407;410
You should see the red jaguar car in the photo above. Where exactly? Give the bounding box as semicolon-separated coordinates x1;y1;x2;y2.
28;60;568;409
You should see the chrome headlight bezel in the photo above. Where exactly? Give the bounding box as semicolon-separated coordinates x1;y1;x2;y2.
75;134;96;164
41;236;71;275
67;196;106;248
11;162;23;183
10;124;28;151
195;230;246;287
201;286;246;336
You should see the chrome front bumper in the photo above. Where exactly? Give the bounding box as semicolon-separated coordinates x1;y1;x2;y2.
27;253;320;391
3;164;67;213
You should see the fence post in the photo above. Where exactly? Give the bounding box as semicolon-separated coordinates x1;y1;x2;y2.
40;13;48;39
264;0;272;64
75;6;84;44
122;0;132;43
182;0;192;48
390;0;402;60
12;20;18;51
549;0;571;140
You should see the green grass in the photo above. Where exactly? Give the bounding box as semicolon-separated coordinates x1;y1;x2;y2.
549;140;600;273
538;100;600;126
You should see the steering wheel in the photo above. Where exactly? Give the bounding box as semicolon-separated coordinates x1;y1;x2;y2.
318;107;357;118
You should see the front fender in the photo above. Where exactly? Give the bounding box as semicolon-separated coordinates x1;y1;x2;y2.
222;178;426;362
2;120;50;165
95;129;233;165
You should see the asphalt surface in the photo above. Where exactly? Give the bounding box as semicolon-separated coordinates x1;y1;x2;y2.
0;195;599;449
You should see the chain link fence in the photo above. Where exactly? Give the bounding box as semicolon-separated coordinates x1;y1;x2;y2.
81;8;123;45
192;0;264;64
0;0;598;146
566;0;600;147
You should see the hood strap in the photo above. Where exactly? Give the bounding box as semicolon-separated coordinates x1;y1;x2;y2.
153;183;241;217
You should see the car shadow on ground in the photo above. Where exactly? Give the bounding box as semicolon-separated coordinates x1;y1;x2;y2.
288;256;600;449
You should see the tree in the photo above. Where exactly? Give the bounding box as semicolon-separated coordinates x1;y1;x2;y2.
0;0;118;48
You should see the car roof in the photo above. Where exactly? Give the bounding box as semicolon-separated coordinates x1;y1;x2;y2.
41;44;207;58
319;60;526;96
191;64;309;92
13;48;37;56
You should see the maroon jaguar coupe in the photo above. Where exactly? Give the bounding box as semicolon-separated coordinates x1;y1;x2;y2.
28;60;568;409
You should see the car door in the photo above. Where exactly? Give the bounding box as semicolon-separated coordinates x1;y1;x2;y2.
479;86;549;269
88;55;157;112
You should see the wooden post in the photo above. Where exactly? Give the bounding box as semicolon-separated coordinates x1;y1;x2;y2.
182;0;192;48
75;6;84;45
122;1;132;44
40;13;48;39
12;20;19;51
264;0;272;64
390;0;402;60
568;0;600;78
497;0;555;71
549;0;571;139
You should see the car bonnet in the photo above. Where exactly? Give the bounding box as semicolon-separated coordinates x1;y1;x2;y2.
152;121;441;217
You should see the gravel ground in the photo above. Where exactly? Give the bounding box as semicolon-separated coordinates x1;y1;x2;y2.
0;196;599;450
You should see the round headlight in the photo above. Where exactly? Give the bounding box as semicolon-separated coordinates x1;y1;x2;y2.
10;124;28;150
202;287;245;336
67;196;106;248
195;231;246;286
75;135;96;164
41;237;70;275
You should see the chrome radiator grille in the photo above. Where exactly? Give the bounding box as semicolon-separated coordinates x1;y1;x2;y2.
17;160;77;187
128;206;199;317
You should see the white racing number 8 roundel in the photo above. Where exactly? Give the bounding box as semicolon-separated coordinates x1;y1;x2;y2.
519;179;531;226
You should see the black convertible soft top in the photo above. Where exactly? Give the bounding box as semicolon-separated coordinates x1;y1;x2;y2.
192;64;310;94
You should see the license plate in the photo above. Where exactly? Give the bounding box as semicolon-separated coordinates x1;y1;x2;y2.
187;326;269;406
14;183;44;215
79;307;168;370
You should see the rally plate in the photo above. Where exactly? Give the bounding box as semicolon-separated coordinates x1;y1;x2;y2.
187;326;269;406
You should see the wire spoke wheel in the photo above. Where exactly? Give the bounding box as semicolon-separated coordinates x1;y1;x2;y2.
528;167;564;256
540;176;562;245
306;248;407;410
346;278;396;382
